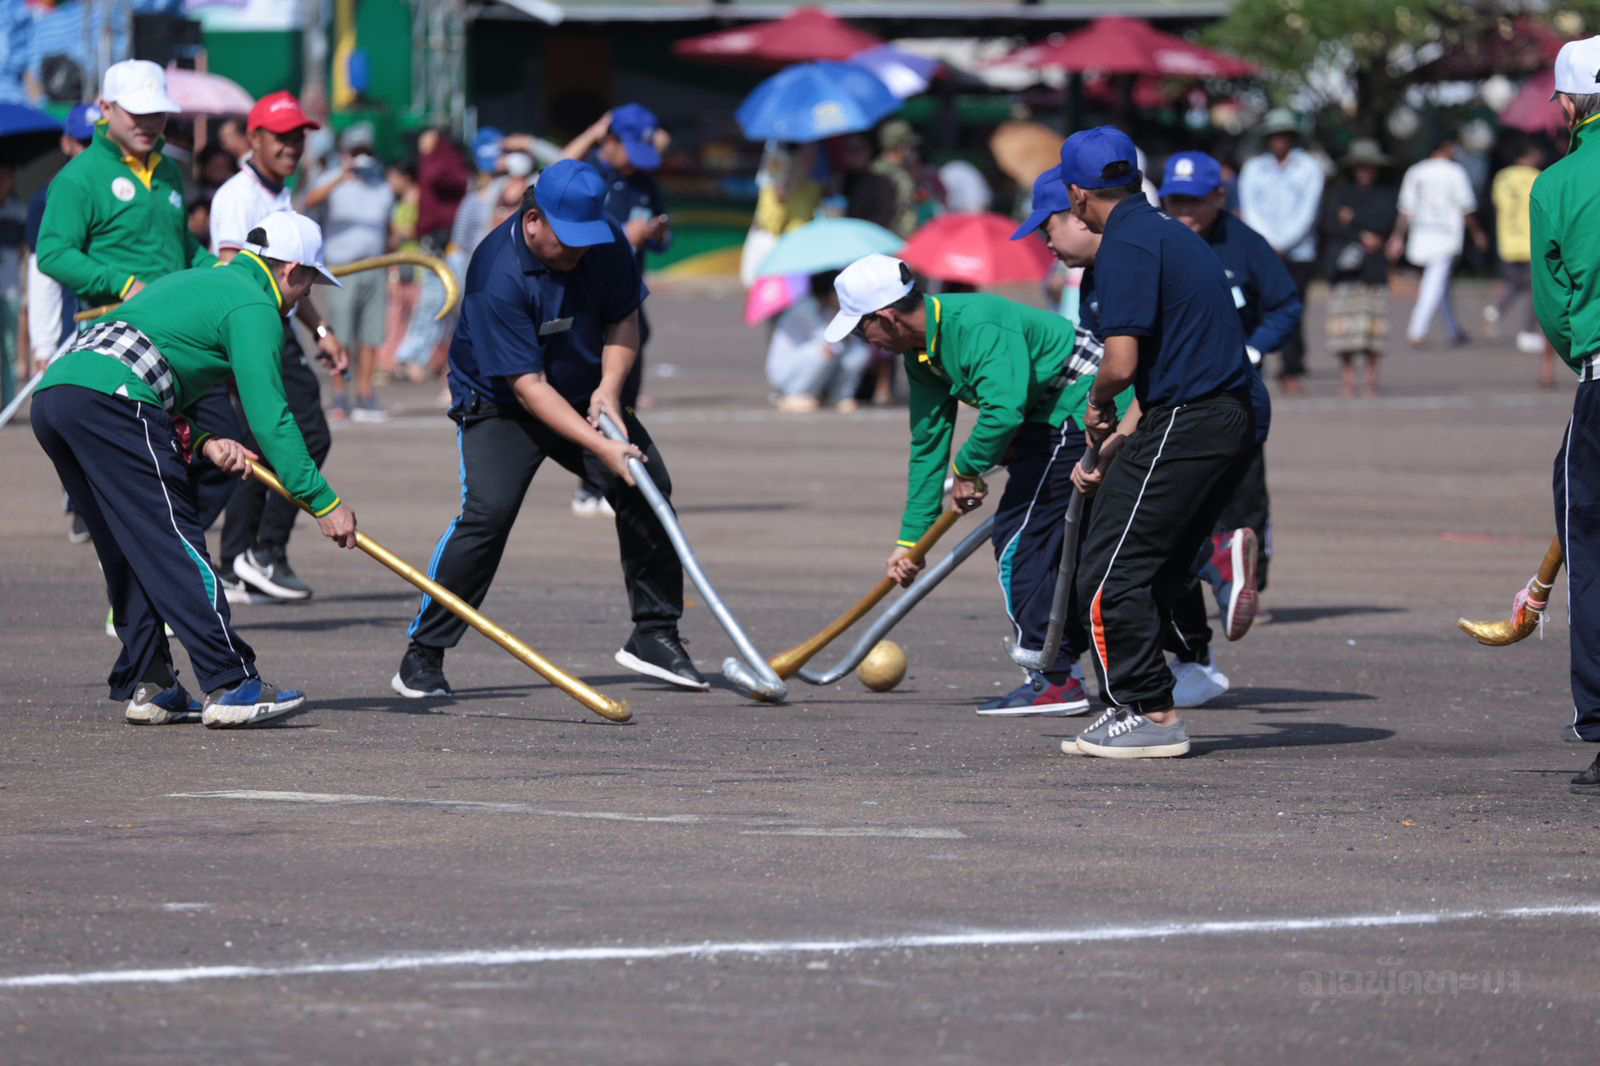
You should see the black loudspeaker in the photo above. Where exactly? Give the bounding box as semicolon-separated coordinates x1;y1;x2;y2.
132;14;204;70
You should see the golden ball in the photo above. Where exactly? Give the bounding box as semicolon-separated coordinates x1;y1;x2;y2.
858;640;907;692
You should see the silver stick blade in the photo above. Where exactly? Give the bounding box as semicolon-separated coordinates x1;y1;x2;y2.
721;657;788;704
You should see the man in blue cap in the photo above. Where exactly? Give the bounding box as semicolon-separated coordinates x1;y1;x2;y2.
563;104;672;516
393;159;707;698
1056;127;1255;760
1157;150;1303;707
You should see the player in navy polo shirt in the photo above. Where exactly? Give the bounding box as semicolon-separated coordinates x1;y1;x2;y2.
1057;128;1255;760
392;159;707;699
1158;150;1303;708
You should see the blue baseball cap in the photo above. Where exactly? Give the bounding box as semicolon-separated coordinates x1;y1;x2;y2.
1059;126;1142;191
608;103;661;171
473;127;504;173
533;159;616;248
1160;151;1223;199
1011;164;1072;241
64;103;101;143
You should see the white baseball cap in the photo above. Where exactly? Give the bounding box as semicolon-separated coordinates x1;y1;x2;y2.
1552;36;1600;98
100;59;178;116
241;211;342;287
824;254;916;343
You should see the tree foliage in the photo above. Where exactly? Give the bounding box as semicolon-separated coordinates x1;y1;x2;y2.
1209;2;1600;128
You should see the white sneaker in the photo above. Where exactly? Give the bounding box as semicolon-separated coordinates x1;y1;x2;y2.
1516;331;1545;354
1171;654;1229;708
570;493;615;518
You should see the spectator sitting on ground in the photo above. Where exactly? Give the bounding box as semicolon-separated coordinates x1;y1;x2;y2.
766;271;872;413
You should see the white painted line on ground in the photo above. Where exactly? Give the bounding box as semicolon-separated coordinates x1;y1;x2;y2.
3;903;1596;990
168;790;964;840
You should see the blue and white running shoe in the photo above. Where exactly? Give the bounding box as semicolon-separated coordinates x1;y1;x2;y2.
201;679;305;729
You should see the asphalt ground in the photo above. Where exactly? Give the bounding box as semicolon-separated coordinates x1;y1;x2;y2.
1;281;1596;1064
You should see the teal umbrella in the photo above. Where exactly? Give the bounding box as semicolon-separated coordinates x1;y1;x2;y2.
755;217;904;278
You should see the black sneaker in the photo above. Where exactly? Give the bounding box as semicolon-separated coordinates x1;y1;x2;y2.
1571;754;1600;796
67;512;91;545
391;644;452;699
234;546;313;600
615;630;709;691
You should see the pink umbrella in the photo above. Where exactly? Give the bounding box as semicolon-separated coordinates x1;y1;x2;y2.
675;7;882;67
164;67;255;116
900;213;1056;286
996;16;1256;79
1501;70;1564;134
745;274;809;326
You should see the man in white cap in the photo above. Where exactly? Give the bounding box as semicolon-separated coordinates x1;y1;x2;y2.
30;210;357;730
210;89;348;605
828;250;1116;718
36;60;214;315
1531;35;1600;796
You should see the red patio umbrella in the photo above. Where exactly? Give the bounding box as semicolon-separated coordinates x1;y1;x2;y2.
674;6;883;66
900;214;1056;287
997;16;1256;79
1501;70;1565;135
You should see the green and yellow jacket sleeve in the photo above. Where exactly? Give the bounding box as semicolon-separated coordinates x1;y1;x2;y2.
899;354;958;546
223;307;340;515
951;322;1031;481
35;174;136;304
1529;193;1573;366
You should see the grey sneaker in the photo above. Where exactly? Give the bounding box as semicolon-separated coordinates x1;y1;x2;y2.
1077;712;1191;759
1061;706;1121;756
1562;724;1589;743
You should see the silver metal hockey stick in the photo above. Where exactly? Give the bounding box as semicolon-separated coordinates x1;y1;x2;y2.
796;515;994;686
595;413;788;703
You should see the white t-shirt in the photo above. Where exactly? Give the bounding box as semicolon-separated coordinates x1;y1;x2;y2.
1398;157;1477;265
209;165;293;254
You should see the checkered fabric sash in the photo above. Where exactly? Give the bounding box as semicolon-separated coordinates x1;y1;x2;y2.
73;321;177;412
1026;324;1104;420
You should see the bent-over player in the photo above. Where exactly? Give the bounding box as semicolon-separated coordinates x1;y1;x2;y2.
31;212;358;728
825;244;1115;717
394;159;705;699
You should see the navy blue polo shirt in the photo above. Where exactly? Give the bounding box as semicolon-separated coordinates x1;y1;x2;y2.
589;153;670;268
446;213;648;411
1203;213;1302;443
1093;196;1252;409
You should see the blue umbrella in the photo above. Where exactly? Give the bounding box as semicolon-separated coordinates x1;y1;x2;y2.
0;102;64;165
756;217;904;278
736;61;900;144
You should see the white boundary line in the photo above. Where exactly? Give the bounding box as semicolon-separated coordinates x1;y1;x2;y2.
3;903;1597;990
167;790;966;839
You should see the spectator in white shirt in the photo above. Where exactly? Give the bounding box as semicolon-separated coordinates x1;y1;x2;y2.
1386;135;1489;348
1239;109;1324;393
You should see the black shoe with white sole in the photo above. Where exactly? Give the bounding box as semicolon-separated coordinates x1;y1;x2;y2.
234;546;313;600
1571;753;1600;796
392;644;452;698
615;630;708;690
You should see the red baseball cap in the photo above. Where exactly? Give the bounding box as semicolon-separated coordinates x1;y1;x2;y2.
248;91;320;135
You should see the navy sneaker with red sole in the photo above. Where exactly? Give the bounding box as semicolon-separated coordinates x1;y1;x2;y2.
976;669;1091;717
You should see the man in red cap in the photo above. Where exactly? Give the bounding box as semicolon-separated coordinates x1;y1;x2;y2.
209;90;349;604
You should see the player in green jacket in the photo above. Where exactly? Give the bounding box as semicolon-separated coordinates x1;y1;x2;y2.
34;60;216;308
823;253;1111;717
31;211;357;730
1529;35;1600;795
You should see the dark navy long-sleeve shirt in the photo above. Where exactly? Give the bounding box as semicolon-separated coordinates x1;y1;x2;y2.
1202;212;1301;444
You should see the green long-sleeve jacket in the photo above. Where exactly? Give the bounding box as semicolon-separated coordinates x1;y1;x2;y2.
35;126;215;307
898;293;1099;546
37;253;339;516
1531;113;1600;375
